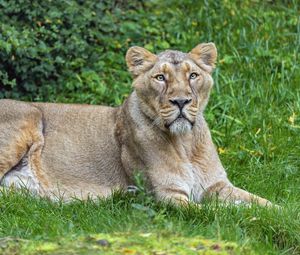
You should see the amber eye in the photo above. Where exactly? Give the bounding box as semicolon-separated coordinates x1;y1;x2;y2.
189;72;199;80
155;74;165;81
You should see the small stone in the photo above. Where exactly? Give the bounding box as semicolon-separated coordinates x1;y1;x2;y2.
96;239;110;247
211;244;221;250
196;244;205;250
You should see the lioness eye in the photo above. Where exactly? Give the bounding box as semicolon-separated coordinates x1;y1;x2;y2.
189;73;198;80
155;74;165;81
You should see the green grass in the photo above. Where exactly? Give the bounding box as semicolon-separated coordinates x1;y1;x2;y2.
0;190;299;254
0;230;251;255
1;0;300;254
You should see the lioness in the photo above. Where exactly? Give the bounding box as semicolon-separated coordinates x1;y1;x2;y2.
0;43;272;206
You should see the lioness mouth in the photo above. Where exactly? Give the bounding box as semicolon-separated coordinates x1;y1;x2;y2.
165;115;193;130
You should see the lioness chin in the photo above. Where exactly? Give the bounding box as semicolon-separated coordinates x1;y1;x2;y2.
0;43;273;206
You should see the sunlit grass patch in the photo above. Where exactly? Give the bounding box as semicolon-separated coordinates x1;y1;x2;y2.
1;233;252;255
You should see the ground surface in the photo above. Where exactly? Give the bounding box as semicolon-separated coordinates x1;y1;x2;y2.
0;0;299;254
1;232;252;255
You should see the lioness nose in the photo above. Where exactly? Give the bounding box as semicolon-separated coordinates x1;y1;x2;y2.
169;98;192;109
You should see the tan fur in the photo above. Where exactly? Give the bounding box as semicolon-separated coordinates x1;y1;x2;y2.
0;43;273;206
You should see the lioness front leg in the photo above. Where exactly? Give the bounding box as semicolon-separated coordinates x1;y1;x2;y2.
192;118;273;207
148;163;195;206
205;181;272;206
154;185;190;206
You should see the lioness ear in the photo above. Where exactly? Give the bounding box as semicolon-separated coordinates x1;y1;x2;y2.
126;46;157;77
189;43;217;73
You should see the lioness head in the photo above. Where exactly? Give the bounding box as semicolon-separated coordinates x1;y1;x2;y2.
126;43;217;135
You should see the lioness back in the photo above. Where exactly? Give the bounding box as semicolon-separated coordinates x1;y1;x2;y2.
0;100;128;199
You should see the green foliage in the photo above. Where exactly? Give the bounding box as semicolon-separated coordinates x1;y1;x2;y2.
0;0;145;104
1;0;299;107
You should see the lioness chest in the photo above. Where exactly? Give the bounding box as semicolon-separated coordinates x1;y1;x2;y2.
118;120;225;202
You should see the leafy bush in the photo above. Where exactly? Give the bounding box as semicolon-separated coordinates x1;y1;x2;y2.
0;0;146;105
